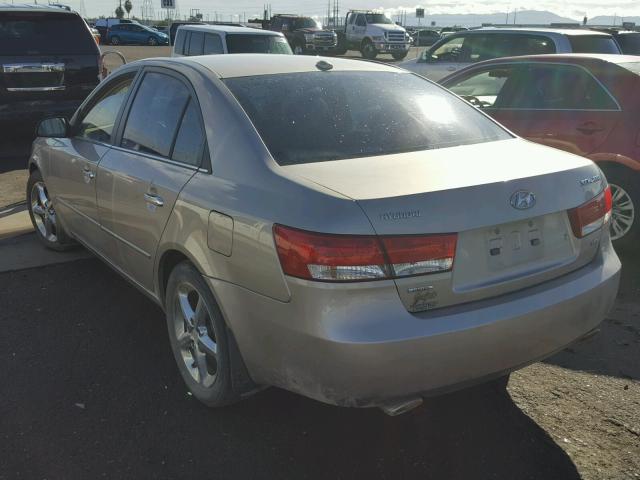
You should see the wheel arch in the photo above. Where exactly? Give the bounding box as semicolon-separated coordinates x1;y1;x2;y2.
156;246;206;306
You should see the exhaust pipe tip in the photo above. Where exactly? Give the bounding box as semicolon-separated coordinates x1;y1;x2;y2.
380;397;423;416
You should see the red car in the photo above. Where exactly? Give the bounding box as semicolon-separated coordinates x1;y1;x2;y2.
440;54;639;248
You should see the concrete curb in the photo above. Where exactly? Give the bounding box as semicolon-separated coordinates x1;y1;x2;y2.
0;203;33;240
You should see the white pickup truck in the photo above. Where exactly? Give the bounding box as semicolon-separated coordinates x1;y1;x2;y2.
335;10;412;60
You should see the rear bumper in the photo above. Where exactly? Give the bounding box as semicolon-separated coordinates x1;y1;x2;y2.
206;240;620;408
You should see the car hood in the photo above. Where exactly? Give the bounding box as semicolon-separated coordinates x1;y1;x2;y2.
370;23;405;32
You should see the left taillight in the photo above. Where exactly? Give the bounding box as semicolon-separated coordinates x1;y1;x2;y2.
273;224;457;282
568;185;612;238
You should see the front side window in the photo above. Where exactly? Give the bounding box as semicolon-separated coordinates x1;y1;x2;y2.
424;36;465;63
447;66;518;109
224;71;511;166
203;33;223;54
121;72;190;157
226;34;292;54
503;64;619;110
76;75;134;143
355;15;366;27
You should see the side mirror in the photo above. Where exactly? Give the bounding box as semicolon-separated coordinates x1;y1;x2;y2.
36;117;69;138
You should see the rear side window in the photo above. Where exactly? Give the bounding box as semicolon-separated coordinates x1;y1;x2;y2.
0;12;97;55
188;31;204;55
174;29;186;53
172;100;205;167
224;71;511;165
615;34;640;54
203;33;223;54
122;72;190;158
502;64;619;110
505;34;556;56
569;35;620;54
76;75;133;143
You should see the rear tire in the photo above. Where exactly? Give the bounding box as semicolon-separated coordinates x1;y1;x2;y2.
110;35;120;46
602;167;639;250
361;39;378;59
27;169;76;251
165;261;240;407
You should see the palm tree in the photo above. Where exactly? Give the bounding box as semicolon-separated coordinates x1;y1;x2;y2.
124;0;132;18
115;5;124;19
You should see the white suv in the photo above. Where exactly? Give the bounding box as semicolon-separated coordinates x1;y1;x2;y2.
400;28;620;81
173;24;292;56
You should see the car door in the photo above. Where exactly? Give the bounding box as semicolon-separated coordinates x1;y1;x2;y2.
131;24;146;44
46;72;136;251
96;68;206;291
490;63;622;156
352;14;366;43
203;33;224;54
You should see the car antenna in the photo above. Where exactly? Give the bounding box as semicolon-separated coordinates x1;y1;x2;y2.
315;60;333;71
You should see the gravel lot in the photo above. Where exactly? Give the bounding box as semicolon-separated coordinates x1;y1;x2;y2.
0;45;638;479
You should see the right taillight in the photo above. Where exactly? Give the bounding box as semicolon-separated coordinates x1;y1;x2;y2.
273;224;457;282
568;185;612;238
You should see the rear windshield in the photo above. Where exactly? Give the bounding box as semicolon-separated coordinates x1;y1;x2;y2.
569;35;620;54
0;12;96;55
226;34;292;54
224;71;511;166
615;34;640;54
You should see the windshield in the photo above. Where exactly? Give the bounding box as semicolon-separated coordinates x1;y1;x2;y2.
365;14;394;24
293;18;320;29
0;12;97;55
226;34;292;54
224;71;511;166
569;35;620;54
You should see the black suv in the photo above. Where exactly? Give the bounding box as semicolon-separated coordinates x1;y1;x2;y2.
0;5;100;134
267;14;337;54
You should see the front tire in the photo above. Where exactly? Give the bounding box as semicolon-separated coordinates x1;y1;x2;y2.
27;169;75;251
165;261;239;407
392;50;409;60
148;36;158;46
360;39;378;59
603;167;638;249
293;42;305;55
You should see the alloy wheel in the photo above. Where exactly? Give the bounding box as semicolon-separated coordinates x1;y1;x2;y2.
173;282;218;387
610;183;635;241
30;182;58;243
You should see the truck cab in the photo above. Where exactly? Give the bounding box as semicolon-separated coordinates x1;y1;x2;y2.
267;14;337;55
340;10;411;60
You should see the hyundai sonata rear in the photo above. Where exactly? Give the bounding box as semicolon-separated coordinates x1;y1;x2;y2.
29;56;621;412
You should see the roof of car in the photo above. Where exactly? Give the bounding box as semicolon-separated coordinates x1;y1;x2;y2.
465;27;613;37
453;53;640;66
151;54;401;79
0;3;76;13
177;24;280;35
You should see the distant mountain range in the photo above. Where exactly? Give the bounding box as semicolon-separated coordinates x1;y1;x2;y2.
405;10;639;28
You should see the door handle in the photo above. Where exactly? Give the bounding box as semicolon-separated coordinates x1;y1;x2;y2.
576;124;604;135
447;66;457;71
144;193;164;207
82;167;95;180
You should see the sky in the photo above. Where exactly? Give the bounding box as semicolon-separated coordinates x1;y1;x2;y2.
76;0;640;21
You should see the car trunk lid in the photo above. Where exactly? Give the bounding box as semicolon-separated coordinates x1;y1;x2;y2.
283;139;607;311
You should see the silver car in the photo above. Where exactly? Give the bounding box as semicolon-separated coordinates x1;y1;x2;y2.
28;55;621;414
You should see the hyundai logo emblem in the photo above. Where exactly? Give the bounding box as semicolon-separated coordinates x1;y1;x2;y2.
510;190;536;210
